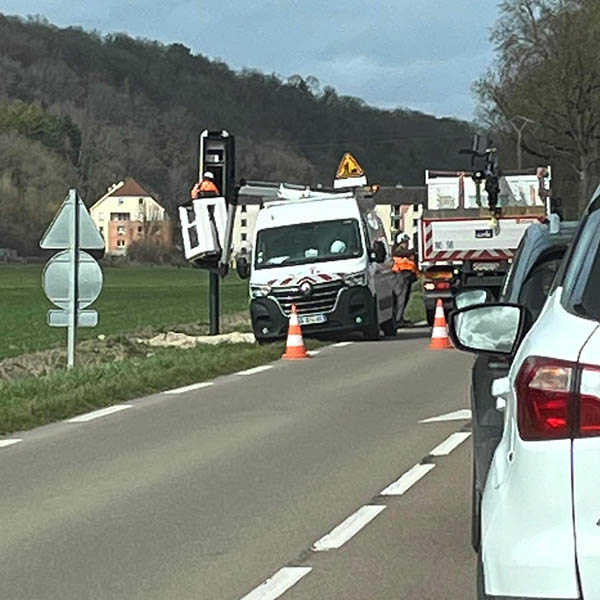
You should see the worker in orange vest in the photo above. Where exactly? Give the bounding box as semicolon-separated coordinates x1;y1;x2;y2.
190;171;220;199
392;235;418;325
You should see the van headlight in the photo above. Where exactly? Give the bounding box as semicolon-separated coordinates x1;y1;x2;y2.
250;284;272;298
343;272;367;287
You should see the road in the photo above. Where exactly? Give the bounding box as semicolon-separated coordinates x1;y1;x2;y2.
0;329;476;600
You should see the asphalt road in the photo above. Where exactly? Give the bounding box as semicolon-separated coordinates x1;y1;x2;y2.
0;329;476;600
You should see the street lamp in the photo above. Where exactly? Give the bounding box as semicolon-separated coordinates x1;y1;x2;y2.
509;116;535;169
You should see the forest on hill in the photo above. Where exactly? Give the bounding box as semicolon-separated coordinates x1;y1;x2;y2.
0;14;474;255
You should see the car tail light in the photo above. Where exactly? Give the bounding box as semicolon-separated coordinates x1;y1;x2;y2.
517;357;574;441
579;367;600;436
435;281;450;290
424;282;435;291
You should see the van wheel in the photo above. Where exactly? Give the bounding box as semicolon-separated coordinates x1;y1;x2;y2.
382;297;398;338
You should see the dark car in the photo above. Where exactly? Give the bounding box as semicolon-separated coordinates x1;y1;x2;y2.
463;220;578;552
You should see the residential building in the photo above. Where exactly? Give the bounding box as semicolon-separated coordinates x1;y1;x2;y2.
90;178;171;255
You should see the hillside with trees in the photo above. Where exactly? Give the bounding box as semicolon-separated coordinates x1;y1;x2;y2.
0;14;474;255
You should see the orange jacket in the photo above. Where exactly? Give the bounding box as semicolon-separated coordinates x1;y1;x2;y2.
191;179;220;198
392;256;417;274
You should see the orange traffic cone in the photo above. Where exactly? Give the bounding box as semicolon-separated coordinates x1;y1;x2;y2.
282;305;310;360
429;299;453;350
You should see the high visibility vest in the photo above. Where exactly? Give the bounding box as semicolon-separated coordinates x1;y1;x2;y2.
393;256;417;274
199;179;219;193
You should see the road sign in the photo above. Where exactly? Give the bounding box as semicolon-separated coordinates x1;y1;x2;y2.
41;191;105;250
48;310;98;328
40;189;104;368
334;152;367;189
42;250;103;310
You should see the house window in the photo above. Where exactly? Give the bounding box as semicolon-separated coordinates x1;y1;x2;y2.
413;218;419;228
137;226;143;233
241;233;247;242
111;212;129;221
241;205;247;213
413;203;420;211
139;198;144;205
98;212;105;221
241;219;247;227
116;239;125;248
117;225;126;235
118;198;124;205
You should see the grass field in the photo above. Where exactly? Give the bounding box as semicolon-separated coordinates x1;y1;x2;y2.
0;265;249;360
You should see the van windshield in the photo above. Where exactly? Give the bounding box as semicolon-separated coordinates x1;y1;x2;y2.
255;219;363;269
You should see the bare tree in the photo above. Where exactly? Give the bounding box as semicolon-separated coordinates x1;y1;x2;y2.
476;0;600;214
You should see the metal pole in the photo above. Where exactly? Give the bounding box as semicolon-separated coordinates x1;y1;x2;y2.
209;271;220;335
67;189;79;369
509;116;534;170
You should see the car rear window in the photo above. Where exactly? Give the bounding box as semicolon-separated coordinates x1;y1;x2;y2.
562;210;600;321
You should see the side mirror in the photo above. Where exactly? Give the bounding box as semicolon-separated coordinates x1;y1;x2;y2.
454;288;492;310
236;255;251;279
448;303;526;356
370;240;387;263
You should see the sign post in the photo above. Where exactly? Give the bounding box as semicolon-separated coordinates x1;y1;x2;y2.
40;189;105;368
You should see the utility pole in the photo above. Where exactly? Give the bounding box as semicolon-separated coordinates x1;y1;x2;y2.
509;116;534;169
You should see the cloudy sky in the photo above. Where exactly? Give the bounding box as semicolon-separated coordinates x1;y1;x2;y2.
1;0;500;120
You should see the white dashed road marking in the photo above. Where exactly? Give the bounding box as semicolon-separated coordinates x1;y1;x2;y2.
307;350;321;356
0;439;22;449
332;342;353;348
430;431;471;456
239;567;312;600
419;409;471;423
380;463;436;496
312;504;386;551
164;382;214;395
67;404;132;423
237;365;274;376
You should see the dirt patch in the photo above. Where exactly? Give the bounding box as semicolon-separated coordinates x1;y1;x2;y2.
0;312;253;382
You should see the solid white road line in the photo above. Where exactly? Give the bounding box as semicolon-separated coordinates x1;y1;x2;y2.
332;341;353;348
240;567;312;600
430;431;471;456
312;505;386;551
67;404;132;423
380;463;435;496
307;350;321;356
0;439;22;449
236;365;274;376
419;409;472;423
164;381;214;395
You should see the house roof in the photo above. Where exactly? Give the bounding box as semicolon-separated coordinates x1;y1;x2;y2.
107;177;152;198
91;177;159;211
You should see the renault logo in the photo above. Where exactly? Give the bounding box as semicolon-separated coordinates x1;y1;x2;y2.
300;281;313;297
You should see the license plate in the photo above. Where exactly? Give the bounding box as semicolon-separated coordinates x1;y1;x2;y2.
298;313;327;325
473;261;501;272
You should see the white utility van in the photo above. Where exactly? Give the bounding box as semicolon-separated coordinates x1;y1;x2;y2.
239;188;399;343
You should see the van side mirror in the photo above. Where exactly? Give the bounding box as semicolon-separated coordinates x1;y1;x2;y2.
370;240;386;263
236;255;250;279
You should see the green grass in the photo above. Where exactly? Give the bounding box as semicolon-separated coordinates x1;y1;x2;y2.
0;265;249;359
404;281;426;324
0;341;296;435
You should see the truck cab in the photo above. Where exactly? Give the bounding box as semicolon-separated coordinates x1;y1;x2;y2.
247;189;398;343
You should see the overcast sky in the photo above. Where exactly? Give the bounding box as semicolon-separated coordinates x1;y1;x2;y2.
1;0;500;121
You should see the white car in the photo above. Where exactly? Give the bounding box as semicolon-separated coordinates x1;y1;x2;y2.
449;191;600;599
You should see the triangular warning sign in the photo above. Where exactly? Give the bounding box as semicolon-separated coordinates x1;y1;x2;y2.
40;189;105;250
335;153;365;179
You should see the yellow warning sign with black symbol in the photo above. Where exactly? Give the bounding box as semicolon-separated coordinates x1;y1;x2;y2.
336;153;365;179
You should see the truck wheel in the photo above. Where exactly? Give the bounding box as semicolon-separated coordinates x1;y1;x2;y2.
426;307;435;327
382;297;398;338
